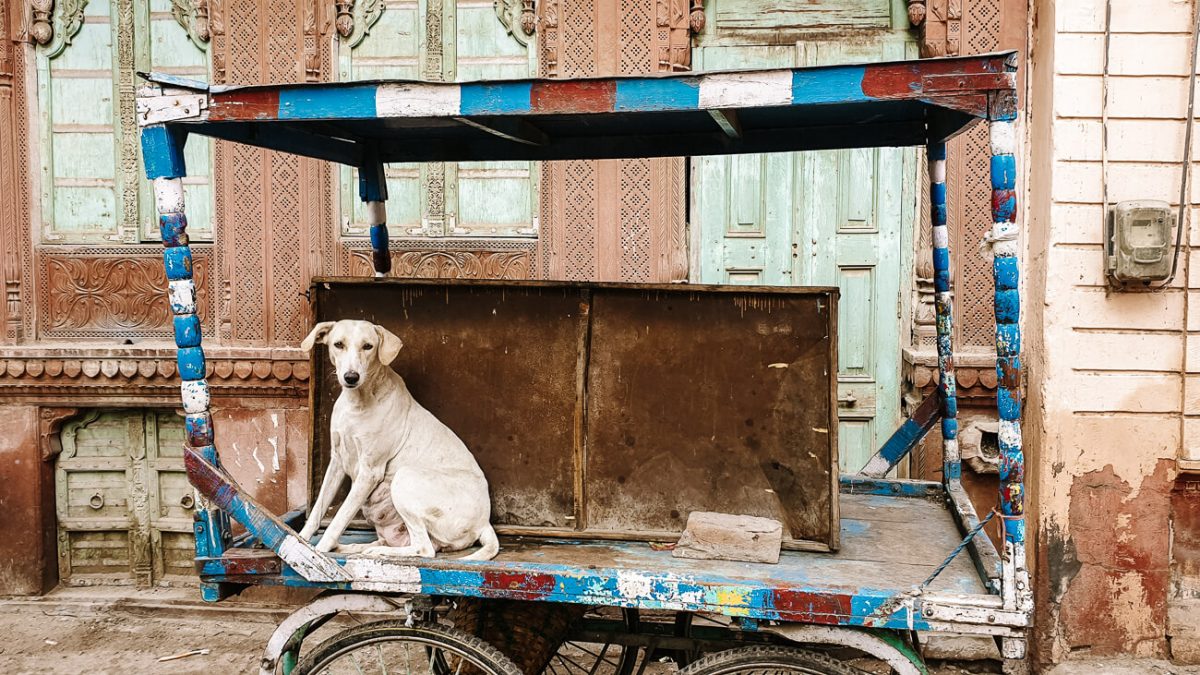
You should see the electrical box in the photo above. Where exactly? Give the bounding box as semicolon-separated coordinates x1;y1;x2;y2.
1106;200;1175;285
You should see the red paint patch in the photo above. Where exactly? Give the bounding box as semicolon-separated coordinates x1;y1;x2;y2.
772;588;852;625
481;571;556;599
531;80;616;114
209;89;281;121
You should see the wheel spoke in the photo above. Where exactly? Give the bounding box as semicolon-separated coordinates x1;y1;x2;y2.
586;644;611;675
376;642;389;675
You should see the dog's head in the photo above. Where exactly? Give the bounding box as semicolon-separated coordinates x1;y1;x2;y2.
300;320;403;390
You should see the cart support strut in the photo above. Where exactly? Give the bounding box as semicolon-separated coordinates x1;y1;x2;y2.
141;124;230;562
360;157;391;277
927;141;960;483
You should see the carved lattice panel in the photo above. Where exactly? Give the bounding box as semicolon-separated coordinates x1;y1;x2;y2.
210;0;332;345
950;0;1001;348
536;0;688;283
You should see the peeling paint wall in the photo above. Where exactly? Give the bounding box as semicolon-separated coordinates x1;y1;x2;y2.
1027;0;1199;663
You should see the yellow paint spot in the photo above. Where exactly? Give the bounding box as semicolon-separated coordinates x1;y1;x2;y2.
716;588;751;616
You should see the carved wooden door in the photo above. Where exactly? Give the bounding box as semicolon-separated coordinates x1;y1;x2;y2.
55;410;196;587
692;37;916;473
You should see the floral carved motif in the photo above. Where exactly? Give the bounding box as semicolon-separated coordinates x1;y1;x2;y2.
495;0;536;46
170;0;211;47
41;254;211;336
346;250;531;280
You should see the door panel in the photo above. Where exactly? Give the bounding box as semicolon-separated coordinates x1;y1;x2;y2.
57;410;197;587
693;38;915;473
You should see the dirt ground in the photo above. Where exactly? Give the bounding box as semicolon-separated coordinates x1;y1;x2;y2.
0;586;1183;675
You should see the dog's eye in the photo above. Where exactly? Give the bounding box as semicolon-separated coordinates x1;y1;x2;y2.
363;343;374;351
333;341;344;349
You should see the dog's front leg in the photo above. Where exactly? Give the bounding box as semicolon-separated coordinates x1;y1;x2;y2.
314;464;382;553
298;453;345;543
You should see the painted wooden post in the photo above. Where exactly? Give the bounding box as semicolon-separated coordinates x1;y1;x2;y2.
927;141;960;483
988;115;1029;615
140;124;229;565
360;158;390;277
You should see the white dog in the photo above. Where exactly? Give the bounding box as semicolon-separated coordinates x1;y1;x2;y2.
297;319;499;561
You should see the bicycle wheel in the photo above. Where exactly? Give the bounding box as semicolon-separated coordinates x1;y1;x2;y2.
293;619;525;675
679;645;867;675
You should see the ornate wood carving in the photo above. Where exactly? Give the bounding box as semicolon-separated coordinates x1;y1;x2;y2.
170;0;211;47
30;0;53;45
39;251;212;337
210;0;333;346
0;350;310;400
38;406;79;460
915;0;962;58
536;0;688;283
495;0;536;46
346;249;531;280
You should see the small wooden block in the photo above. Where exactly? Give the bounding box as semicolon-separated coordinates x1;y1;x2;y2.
671;512;783;564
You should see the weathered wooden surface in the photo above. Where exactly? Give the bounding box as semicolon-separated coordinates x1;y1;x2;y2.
310;278;839;549
673;512;784;563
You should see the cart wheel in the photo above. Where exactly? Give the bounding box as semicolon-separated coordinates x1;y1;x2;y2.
679;645;867;675
292;619;525;675
546;639;644;675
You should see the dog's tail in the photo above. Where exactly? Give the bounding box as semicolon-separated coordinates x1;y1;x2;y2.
460;524;500;561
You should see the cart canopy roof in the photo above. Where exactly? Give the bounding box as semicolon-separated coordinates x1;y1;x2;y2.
137;51;1017;166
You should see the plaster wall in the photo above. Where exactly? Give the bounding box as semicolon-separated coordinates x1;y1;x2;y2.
1027;0;1200;662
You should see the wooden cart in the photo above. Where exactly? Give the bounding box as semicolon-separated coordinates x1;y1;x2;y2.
135;50;1029;675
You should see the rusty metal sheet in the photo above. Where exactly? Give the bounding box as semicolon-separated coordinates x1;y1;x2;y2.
584;288;838;550
310;279;838;550
312;282;584;529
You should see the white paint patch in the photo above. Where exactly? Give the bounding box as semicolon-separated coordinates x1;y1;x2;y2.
250;444;266;475
168;280;197;315
278;536;351;582
366;201;386;224
153;177;186;214
376;83;461;117
616;570;654;600
860;453;892;478
998;420;1021;448
343;557;422;593
990;121;1016;155
932;224;949;249
180;379;210;414
269;414;281;473
698;71;792;109
929;158;946;184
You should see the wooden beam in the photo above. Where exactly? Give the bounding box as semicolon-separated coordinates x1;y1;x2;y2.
708;108;741;139
453;116;548;146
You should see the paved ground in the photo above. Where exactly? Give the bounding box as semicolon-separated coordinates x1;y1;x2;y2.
0;587;1190;674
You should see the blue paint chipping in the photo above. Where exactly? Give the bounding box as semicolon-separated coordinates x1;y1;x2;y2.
930;183;947;218
369;223;390;250
997;386;1021;421
163;247;193;281
141;125;187;179
279;85;377;120
173;314;202;348
177;346;207;381
358;162;388;202
944;462;962;480
791;66;868;105
996;324;1021;354
941;416;958;439
933;248;950;273
878;420;922;463
615;78;699;112
993;255;1019;289
461;82;533;115
159;213;189;247
995;289;1020;323
994;192;1017;222
934;269;950;293
990;155;1016;190
186;412;213;441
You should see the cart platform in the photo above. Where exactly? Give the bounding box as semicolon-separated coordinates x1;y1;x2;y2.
197;486;1008;635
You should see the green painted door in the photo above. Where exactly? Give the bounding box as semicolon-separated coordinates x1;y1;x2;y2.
56;411;196;587
692;40;916;474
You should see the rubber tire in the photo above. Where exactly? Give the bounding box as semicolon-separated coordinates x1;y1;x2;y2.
680;645;869;675
292;619;525;675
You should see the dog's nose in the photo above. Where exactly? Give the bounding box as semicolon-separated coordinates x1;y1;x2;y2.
343;371;360;386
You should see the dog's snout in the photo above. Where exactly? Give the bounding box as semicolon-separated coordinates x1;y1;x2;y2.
343;371;360;386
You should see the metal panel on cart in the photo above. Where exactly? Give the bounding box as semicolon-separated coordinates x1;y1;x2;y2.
692;39;914;473
311;279;839;550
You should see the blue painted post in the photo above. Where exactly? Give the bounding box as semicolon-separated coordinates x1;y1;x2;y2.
141;125;229;563
359;159;390;277
988;116;1029;612
927;142;960;483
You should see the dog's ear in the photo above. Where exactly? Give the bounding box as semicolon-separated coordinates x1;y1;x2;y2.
375;325;404;365
300;321;335;353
